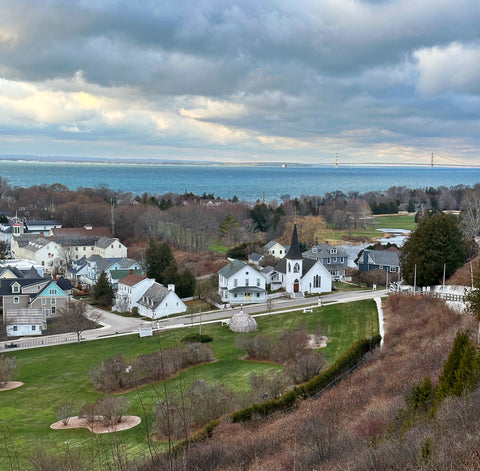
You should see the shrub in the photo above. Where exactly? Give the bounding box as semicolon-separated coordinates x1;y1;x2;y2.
181;333;213;344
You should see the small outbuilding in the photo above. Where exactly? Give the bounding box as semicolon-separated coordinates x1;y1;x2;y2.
228;309;258;333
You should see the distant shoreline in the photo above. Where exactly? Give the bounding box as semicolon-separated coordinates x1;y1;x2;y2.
0;155;474;168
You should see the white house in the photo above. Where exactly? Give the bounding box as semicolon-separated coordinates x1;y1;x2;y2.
11;236;63;273
5;309;44;337
114;273;156;312
136;283;187;319
94;237;128;258
273;225;332;297
264;240;289;258
218;259;267;305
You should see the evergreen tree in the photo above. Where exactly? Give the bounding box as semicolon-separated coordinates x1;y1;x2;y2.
400;212;466;286
94;271;114;307
435;330;480;407
176;269;196;298
145;238;175;284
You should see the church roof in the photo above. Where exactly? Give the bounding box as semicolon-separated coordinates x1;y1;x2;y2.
274;257;317;276
284;225;303;260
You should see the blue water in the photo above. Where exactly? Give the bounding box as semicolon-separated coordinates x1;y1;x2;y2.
2;160;480;202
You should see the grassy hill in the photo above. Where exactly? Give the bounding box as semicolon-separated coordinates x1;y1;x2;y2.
0;300;378;469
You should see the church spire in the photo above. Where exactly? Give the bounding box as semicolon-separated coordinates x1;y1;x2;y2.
285;224;303;259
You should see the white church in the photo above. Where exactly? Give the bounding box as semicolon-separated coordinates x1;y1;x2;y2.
273;225;332;297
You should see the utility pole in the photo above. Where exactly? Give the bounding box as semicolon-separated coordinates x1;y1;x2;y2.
431;152;434;168
335;152;338;168
111;199;115;236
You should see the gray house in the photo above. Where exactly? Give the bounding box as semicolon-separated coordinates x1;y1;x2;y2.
303;244;349;280
358;249;400;273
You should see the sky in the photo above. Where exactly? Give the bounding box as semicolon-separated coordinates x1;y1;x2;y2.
0;0;479;166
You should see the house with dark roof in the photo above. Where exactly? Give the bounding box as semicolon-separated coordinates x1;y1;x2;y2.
273;225;332;297
114;272;155;312
218;259;267;305
11;235;63;273
0;278;70;336
303;244;349;280
137;282;187;319
248;252;264;266
358;249;400;273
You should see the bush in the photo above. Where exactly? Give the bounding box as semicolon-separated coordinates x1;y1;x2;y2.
181;333;213;344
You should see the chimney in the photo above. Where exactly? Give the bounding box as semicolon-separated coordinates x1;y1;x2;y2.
168;284;175;292
129;268;133;275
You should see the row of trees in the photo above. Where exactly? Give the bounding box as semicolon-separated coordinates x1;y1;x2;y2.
4;176;480;246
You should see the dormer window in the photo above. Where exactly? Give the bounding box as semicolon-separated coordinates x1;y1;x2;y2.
312;247;318;253
12;284;20;293
330;248;337;254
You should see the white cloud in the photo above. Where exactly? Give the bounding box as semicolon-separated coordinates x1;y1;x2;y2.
415;42;480;96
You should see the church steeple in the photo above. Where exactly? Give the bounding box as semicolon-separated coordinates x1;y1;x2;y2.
285;224;302;260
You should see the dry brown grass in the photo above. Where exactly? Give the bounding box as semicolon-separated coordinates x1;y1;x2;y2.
152;293;477;471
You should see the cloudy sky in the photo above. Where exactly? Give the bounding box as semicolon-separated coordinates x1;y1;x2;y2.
1;0;479;165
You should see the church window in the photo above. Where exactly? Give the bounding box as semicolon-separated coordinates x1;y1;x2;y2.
294;263;300;273
313;275;321;288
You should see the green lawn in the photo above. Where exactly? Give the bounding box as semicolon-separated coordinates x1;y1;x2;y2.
0;299;378;468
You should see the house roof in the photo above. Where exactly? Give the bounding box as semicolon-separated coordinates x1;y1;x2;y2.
303;244;349;259
0;278;50;296
95;236;119;249
248;252;264;262
14;235;52;250
364;249;400;267
51;226;112;237
54;235;101;247
218;259;249;278
118;273;146;286
110;269;144;281
137;283;170;309
6;309;44;325
264;240;282;250
261;265;275;275
274;257;317;276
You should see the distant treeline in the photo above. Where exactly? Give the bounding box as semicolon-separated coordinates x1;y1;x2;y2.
1;176;479;249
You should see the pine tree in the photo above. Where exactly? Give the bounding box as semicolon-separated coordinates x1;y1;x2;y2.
400;212;466;286
176;269;196;298
94;271;114;307
435;330;480;407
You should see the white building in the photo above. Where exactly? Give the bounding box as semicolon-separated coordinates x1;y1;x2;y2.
273;225;332;297
114;273;156;312
137;283;187;319
218;259;267;305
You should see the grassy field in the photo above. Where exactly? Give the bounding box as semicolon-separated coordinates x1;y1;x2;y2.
318;213;416;243
0;299;378;468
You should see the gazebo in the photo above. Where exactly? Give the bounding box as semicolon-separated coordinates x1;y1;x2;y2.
228;309;258;333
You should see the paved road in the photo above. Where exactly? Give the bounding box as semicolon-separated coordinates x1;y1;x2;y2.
1;289;388;351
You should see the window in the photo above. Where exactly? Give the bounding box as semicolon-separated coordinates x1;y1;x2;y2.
32;325;36;331
51;298;56;305
51;306;56;314
245;279;249;286
13;326;17;332
294;263;300;273
49;289;57;295
13;296;19;304
42;298;46;305
256;293;260;297
234;279;238;287
313;275;321;288
83;247;86;251
257;278;261;287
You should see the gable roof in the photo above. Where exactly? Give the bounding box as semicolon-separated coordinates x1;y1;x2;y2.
0;278;51;296
249;252;264;263
218;259;249;278
118;273;146;286
364;249;400;267
95;236;120;249
6;309;44;325
51;226;112;238
303;244;349;259
274;257;318;276
137;283;170;309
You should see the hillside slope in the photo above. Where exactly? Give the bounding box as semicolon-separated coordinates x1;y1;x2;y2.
147;294;477;470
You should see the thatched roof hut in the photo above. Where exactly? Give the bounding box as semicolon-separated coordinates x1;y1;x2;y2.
228;310;258;333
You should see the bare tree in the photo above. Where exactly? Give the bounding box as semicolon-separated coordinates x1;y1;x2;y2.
0;355;16;387
460;190;480;239
56;402;74;426
58;300;101;343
